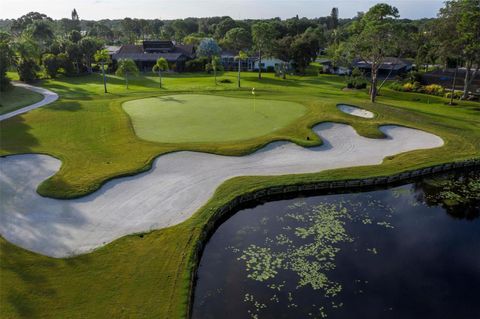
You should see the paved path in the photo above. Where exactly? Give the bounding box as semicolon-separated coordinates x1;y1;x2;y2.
0;123;444;257
0;82;59;121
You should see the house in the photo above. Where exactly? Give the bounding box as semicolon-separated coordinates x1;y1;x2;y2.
254;58;290;71
353;57;413;77
220;51;256;71
112;40;195;72
220;51;291;72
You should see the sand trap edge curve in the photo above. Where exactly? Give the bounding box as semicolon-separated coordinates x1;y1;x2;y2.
0;123;443;257
338;104;375;118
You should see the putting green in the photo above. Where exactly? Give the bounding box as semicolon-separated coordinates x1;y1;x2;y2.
122;94;307;143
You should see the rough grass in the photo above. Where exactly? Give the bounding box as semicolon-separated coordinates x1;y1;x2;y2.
0;85;43;115
0;71;479;318
122;94;306;143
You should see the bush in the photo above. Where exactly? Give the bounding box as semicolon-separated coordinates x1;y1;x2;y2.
345;67;367;89
423;84;444;96
389;81;404;91
42;53;59;78
444;91;463;100
185;57;209;72
219;78;232;83
17;59;40;82
266;66;275;73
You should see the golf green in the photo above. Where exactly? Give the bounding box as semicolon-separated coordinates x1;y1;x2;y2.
122;94;307;143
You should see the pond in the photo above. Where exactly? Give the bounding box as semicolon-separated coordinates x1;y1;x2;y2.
191;169;480;319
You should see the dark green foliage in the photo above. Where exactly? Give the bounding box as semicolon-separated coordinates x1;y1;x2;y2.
346;67;367;89
17;59;40;82
42;53;59;78
185;57;209;72
0;33;14;91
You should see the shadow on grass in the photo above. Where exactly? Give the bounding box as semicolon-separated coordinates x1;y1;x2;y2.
46;101;83;112
0;117;39;152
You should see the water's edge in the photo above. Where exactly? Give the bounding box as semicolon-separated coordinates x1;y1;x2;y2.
185;158;480;319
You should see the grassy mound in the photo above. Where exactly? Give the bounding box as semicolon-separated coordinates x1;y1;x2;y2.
123;94;306;143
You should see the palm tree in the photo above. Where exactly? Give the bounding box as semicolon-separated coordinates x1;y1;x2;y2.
115;58;138;89
152;57;168;89
211;56;221;85
94;49;110;93
234;51;248;88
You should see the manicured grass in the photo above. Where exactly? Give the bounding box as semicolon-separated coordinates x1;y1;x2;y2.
123;94;306;143
0;85;43;115
0;71;479;318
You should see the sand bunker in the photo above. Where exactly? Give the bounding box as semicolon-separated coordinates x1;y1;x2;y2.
338;104;375;118
0;123;443;257
0;82;59;121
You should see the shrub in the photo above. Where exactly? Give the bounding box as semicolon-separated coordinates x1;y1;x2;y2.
389;81;404;91
219;78;232;83
345;67;367;89
407;71;422;84
444;91;463;99
42;53;59;78
424;84;444;96
266;66;275;73
185;57;209;72
17;59;40;82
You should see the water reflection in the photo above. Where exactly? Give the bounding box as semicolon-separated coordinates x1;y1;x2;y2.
413;170;480;219
192;169;480;319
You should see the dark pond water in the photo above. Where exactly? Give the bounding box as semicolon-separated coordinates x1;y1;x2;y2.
191;169;480;319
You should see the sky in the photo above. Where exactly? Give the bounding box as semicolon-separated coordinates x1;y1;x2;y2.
0;0;444;20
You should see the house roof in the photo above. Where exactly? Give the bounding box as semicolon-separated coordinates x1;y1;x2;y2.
113;41;194;62
113;52;186;62
105;45;121;55
175;44;195;58
353;57;412;71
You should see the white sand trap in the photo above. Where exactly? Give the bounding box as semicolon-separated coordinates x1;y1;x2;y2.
0;82;59;121
338;104;375;118
0;123;443;257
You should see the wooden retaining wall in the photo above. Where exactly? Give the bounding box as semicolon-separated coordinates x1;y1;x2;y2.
186;158;480;318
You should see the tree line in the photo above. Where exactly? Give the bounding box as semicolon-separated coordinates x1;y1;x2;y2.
0;1;478;102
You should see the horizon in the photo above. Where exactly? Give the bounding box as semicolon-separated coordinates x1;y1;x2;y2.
1;0;444;20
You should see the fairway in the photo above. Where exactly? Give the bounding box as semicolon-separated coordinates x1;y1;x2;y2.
0;85;43;115
122;94;307;143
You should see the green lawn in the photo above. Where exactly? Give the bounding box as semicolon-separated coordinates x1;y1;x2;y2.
0;85;44;115
123;94;306;143
0;70;479;318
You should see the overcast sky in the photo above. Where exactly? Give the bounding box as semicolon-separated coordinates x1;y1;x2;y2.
1;0;444;20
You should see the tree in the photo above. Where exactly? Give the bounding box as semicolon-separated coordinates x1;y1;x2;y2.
65;41;82;73
10;12;52;36
211;56;221;85
42;53;59;78
15;38;40;82
197;38;221;58
437;0;480;99
152;57;169;88
214;17;236;39
328;8;339;30
347;3;400;102
25;20;55;51
79;37;102;73
252;22;277;79
235;51;248;88
222;28;251;51
115;58;138;89
68;30;82;43
94;49;111;93
0;32;15;91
